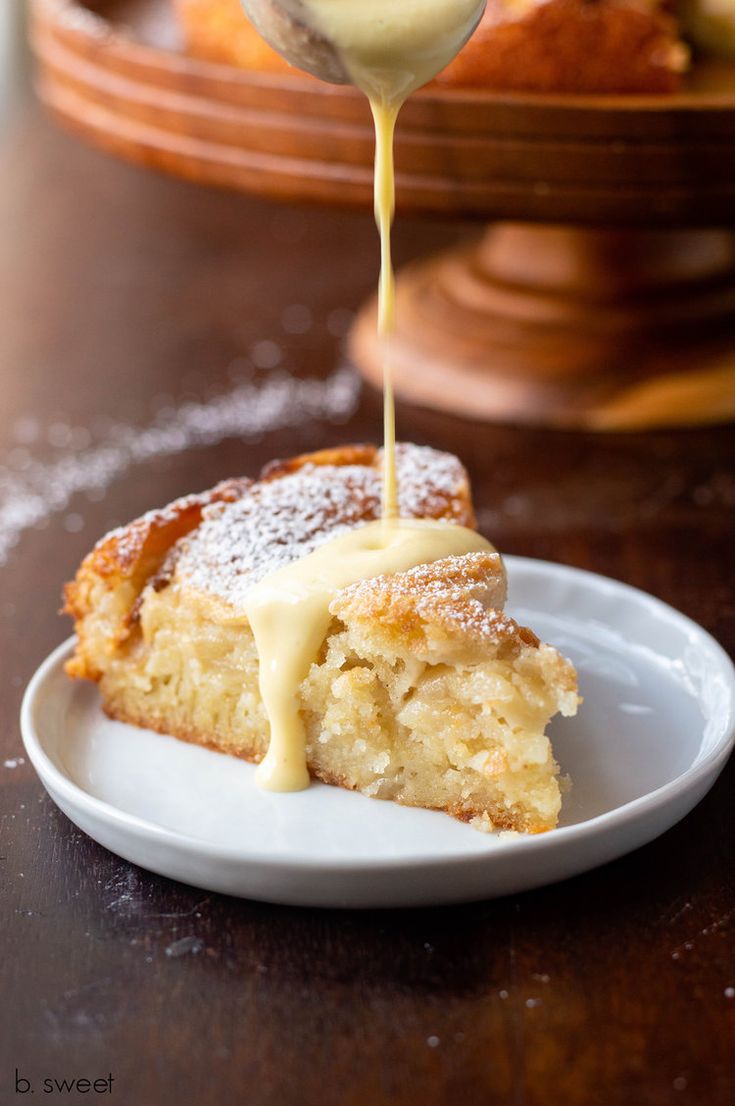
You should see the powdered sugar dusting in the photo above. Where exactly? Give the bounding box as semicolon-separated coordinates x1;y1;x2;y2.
0;368;358;566
334;552;522;647
176;445;471;610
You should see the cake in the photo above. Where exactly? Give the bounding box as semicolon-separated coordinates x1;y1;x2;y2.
64;444;579;834
435;0;688;93
175;0;688;93
176;0;296;74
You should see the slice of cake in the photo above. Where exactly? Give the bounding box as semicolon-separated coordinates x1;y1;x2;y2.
64;444;579;833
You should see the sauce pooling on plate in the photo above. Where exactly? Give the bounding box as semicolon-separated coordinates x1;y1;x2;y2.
246;0;491;790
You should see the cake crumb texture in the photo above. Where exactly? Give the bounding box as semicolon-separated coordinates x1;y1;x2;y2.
64;444;579;833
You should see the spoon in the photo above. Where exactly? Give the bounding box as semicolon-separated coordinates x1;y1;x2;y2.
240;0;350;84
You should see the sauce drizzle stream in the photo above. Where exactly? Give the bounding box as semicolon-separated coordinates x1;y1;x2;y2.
248;1;489;790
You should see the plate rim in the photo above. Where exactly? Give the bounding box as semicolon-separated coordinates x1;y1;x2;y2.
21;555;735;874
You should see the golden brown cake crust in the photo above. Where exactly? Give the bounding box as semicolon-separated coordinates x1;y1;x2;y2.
62;477;251;679
163;442;476;615
259;443;379;481
64;443;474;676
64;478;250;597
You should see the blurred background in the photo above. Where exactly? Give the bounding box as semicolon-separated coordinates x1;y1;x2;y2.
1;5;734;1106
1;2;29;126
1;0;733;648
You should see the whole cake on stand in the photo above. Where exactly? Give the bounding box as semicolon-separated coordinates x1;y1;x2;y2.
30;0;735;429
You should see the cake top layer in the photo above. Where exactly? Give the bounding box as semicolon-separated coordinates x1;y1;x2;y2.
330;551;520;661
171;443;474;612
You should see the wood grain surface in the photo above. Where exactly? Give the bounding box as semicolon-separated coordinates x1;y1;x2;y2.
1;60;735;1106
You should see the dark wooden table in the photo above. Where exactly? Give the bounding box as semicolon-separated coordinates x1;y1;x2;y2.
2;26;734;1106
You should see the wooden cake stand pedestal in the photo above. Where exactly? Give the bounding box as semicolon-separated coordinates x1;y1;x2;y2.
351;224;735;429
30;0;735;430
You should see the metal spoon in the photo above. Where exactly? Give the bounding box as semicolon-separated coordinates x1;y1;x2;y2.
240;0;350;84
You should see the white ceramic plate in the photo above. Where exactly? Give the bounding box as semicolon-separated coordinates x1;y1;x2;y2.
21;557;735;909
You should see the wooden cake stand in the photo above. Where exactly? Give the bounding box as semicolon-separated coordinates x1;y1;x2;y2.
30;0;735;429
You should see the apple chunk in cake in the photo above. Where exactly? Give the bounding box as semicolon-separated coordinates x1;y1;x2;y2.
64;443;579;833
